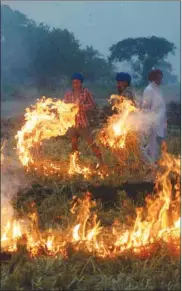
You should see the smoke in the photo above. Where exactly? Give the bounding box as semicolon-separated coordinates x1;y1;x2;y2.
1;149;29;227
112;94;165;138
1;93;38;118
126;110;161;134
1;5;32;86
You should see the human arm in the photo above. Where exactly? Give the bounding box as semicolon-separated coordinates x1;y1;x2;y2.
129;91;137;107
141;89;153;111
79;90;96;111
122;89;136;106
63;91;71;104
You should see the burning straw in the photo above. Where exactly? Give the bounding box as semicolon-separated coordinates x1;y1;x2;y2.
1;145;180;258
15;97;108;179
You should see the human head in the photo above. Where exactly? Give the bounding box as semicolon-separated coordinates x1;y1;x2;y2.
148;69;163;86
71;73;84;90
116;72;131;93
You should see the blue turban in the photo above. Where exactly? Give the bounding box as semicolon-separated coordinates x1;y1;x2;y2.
71;73;84;83
116;72;131;85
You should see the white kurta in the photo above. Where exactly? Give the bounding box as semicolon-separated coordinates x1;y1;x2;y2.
142;82;167;163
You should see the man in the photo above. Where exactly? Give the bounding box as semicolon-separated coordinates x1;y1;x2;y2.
141;69;167;164
115;72;136;105
103;72;136;120
63;72;104;168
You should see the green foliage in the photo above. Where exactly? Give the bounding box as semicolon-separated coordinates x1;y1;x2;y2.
1;5;114;92
109;36;176;85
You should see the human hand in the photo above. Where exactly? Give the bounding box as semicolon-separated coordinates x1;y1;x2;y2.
76;100;84;109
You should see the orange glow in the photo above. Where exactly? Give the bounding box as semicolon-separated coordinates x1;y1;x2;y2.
1;147;180;258
15;96;78;168
99;95;138;150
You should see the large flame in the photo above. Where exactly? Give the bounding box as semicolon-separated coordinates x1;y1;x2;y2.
1;146;180;258
15;97;78;168
15;96;147;178
99;95;138;150
1;96;180;258
15;97;106;178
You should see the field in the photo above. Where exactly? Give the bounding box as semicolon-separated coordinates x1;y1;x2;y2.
1;82;180;116
1;92;181;291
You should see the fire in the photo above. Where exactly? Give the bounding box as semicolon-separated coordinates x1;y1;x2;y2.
113;145;180;253
1;220;23;252
15;97;107;179
46;235;54;251
15;97;78;168
12;220;22;239
15;95;144;178
1;146;180;258
68;152;91;179
99;95;138;150
68;152;108;179
73;224;81;241
1;94;180;259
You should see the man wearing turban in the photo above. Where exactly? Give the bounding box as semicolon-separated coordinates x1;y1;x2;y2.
141;69;167;164
63;73;104;168
114;72;136;105
102;72;136;120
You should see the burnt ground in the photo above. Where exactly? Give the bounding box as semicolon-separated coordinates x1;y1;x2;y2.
15;181;155;214
88;182;155;207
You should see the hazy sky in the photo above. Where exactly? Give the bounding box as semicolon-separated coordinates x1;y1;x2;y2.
3;1;181;76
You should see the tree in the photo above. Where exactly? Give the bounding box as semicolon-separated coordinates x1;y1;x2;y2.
156;60;178;84
31;28;83;88
82;46;114;81
1;5;34;84
109;36;176;85
1;4;115;94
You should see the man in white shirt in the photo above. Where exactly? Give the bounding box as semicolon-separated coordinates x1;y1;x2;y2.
142;69;167;164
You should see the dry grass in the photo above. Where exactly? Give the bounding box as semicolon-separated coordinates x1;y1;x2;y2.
2;187;181;291
1;248;180;291
1;119;181;291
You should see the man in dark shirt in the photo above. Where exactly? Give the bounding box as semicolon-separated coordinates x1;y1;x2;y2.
115;72;136;105
102;72;136;121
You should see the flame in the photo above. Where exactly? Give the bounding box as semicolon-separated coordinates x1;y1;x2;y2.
15;97;107;179
1;147;180;258
15;97;78;168
73;224;81;241
15;95;143;178
99;95;138;150
68;152;107;179
1;220;22;252
1;96;180;258
68;152;92;179
46;236;54;251
174;218;180;228
113;146;180;253
12;220;22;239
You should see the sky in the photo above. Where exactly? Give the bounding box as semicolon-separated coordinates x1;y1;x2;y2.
3;1;181;77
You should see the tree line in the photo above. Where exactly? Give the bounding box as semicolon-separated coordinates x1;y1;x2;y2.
1;4;178;93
